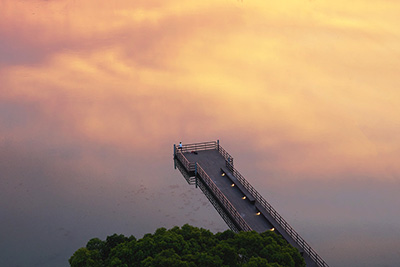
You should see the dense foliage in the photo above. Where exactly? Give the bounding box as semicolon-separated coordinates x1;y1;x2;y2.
69;224;305;267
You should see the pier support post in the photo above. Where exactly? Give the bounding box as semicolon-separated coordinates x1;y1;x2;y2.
195;162;198;188
173;144;176;169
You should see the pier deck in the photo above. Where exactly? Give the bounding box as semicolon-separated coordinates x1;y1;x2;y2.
173;141;328;267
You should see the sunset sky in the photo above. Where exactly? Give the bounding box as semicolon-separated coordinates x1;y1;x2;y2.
1;1;400;266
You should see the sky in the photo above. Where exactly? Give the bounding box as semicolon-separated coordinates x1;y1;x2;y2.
1;0;400;266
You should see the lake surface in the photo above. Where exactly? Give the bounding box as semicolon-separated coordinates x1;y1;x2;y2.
1;1;400;266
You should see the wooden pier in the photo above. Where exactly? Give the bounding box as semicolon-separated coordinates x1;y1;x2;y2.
173;141;328;267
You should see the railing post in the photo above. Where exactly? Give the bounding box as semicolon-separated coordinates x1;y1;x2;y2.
195;162;198;188
217;139;219;151
173;144;176;169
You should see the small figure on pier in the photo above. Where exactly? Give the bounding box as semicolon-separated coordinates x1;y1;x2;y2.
179;142;183;150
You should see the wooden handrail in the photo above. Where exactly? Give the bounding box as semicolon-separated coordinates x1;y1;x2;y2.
196;164;252;232
225;162;328;267
179;141;217;153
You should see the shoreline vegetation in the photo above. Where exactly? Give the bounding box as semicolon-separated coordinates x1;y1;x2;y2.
69;224;305;267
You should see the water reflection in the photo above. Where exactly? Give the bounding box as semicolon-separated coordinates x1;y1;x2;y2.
1;0;400;266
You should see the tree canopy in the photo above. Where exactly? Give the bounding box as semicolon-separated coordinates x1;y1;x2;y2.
69;224;305;267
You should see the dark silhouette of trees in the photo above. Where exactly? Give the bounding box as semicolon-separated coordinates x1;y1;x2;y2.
69;224;305;267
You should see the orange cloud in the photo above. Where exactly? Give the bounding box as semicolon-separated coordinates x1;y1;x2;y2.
1;0;400;181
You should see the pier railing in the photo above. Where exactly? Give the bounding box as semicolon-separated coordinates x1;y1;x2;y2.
196;164;252;232
217;144;234;166
177;140;235;166
179;141;218;153
174;146;252;232
175;147;195;171
225;162;328;267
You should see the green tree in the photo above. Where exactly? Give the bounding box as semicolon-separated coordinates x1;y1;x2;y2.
243;256;272;267
69;224;305;267
142;249;189;267
69;247;101;267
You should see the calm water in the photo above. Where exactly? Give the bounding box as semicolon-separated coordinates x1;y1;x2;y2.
1;1;400;266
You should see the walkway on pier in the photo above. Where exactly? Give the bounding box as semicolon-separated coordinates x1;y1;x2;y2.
183;149;274;232
174;141;328;267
